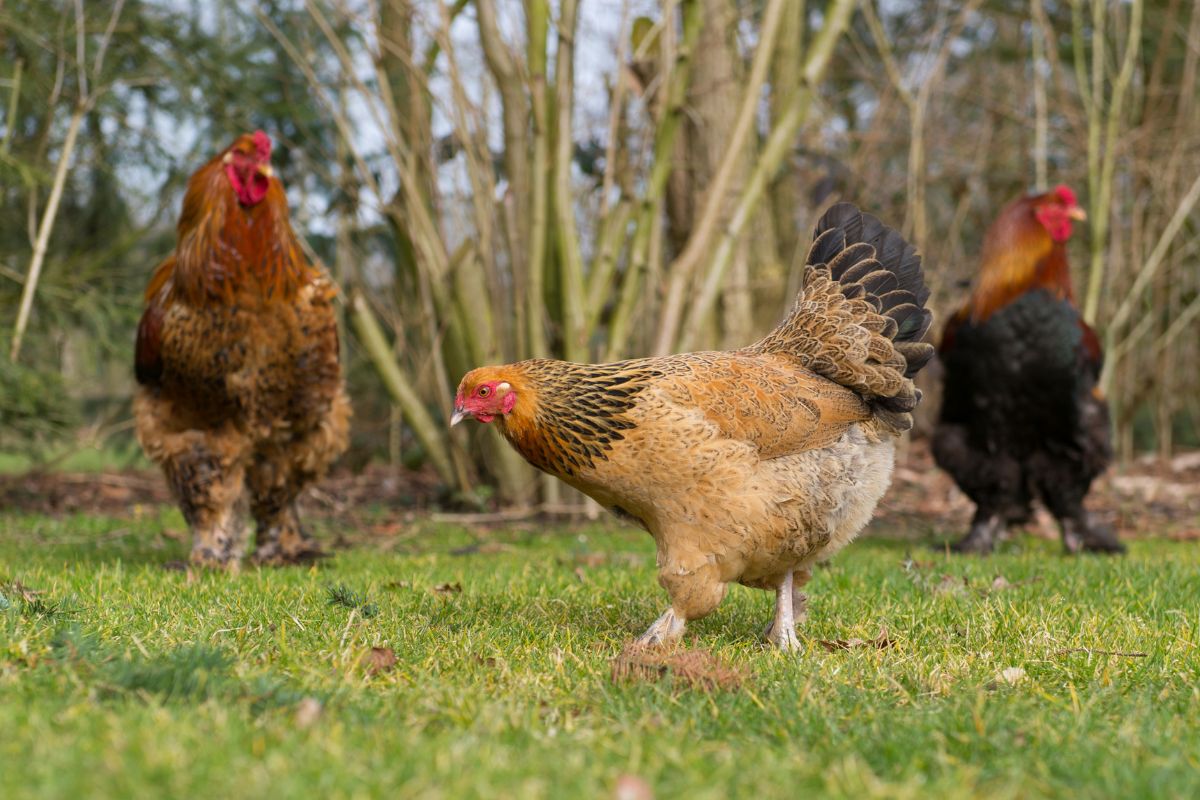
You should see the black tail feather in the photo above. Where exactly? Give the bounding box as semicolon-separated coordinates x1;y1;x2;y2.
812;203;934;379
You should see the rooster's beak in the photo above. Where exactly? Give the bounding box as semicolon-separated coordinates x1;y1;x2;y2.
1067;205;1087;221
450;407;469;427
257;164;274;178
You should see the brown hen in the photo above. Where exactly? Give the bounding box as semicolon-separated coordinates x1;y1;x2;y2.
134;131;351;568
454;204;933;649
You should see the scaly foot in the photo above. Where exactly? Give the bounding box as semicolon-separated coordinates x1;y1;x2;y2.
252;506;326;566
251;525;326;566
1062;516;1125;555
763;571;802;652
637;608;686;647
948;514;1004;555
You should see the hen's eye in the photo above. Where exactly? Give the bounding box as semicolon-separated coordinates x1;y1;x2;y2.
478;386;491;397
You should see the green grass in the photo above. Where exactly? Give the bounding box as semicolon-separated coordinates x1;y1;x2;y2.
2;509;1198;799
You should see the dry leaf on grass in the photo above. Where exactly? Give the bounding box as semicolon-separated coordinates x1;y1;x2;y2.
432;582;462;595
986;666;1027;689
934;574;969;595
384;580;412;591
366;646;397;674
610;643;744;692
819;628;895;652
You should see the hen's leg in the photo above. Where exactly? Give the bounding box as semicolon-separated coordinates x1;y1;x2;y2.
248;390;350;566
638;556;727;647
760;568;811;643
764;571;805;651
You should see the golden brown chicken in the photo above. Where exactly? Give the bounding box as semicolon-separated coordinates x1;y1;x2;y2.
453;204;933;649
134;131;351;568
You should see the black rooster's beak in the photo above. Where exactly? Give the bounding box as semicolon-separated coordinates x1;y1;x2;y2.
449;406;469;427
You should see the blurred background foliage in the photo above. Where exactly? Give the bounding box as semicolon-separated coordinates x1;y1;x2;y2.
1;0;1197;506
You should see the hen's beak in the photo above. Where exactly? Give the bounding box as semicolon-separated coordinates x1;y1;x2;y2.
449;407;469;427
1067;205;1087;221
257;163;274;178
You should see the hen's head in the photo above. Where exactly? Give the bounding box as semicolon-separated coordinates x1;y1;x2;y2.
451;367;519;426
1029;184;1086;243
222;130;274;207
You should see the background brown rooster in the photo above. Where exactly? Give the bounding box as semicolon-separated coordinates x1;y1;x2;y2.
453;204;933;650
134;132;351;568
932;186;1123;555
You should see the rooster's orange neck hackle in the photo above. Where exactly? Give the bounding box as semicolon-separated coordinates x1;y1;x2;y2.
965;185;1085;323
168;131;308;306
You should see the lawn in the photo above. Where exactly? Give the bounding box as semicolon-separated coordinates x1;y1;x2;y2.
1;508;1198;799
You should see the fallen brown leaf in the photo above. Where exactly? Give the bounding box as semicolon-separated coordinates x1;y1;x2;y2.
934;574;968;595
432;582;462;595
366;646;398;674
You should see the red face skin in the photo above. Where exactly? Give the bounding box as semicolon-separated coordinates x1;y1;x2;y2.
1034;184;1085;243
452;380;517;425
224;130;273;207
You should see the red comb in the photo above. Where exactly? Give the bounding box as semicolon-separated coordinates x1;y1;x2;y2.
252;130;271;161
1054;184;1077;207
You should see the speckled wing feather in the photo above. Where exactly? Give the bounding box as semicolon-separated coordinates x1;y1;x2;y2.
650;353;871;459
748;203;934;431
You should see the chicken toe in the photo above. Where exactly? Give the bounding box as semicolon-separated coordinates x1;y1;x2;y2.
637;608;686;647
252;503;325;566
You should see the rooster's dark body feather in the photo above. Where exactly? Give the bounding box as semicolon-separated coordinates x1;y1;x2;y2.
932;188;1122;554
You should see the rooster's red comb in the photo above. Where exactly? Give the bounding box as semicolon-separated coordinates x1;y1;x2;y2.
252;130;272;161
1053;184;1077;207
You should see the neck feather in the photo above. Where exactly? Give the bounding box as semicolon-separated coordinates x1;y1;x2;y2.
172;164;307;305
968;239;1073;322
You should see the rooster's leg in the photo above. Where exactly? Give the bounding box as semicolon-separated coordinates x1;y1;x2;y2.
168;444;248;569
248;461;324;566
949;511;1004;555
764;570;803;651
1060;512;1125;555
